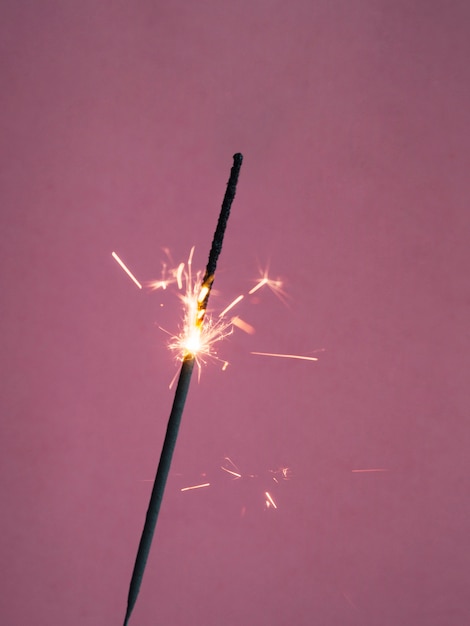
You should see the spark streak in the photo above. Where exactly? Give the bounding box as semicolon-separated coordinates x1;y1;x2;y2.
265;491;277;509
251;351;318;361
181;458;290;512
351;468;389;473
221;457;242;478
230;316;255;335
176;262;184;289
270;466;292;482
219;295;244;317
180;483;211;492
221;466;242;479
218;270;285;322
112;252;143;289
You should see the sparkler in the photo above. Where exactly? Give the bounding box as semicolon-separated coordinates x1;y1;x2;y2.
122;153;243;626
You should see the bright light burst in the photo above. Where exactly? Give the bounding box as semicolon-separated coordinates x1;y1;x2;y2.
248;268;286;302
163;247;233;371
112;247;320;374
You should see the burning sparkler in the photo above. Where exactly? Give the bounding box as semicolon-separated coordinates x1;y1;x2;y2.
163;247;234;376
116;154;322;625
112;248;321;371
122;153;243;626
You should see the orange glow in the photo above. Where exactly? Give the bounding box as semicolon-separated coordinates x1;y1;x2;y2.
249;270;286;302
176;262;184;289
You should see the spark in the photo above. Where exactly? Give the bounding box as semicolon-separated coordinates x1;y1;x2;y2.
180;483;211;492
265;491;277;509
147;247;235;374
112;252;143;289
164;249;233;370
219;295;244;318
115;244;292;374
248;273;284;298
148;278;168;290
230;316;255;335
181;457;289;512
248;280;267;295
251;351;318;361
147;260;185;291
281;466;292;479
176;262;184;289
221;466;242;479
122;154;244;626
218;269;286;322
169;284;233;366
351;468;389;473
221;457;242;479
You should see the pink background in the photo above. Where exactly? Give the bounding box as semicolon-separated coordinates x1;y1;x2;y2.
1;2;469;625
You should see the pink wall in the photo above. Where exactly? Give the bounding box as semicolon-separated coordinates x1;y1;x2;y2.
1;1;469;624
